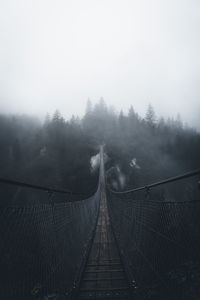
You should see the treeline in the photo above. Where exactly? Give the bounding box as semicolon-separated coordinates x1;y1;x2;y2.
0;99;199;202
83;99;200;199
0;112;97;196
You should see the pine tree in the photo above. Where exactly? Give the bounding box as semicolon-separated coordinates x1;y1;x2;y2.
145;104;156;126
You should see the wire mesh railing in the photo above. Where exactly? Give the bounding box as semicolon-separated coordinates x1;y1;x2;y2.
107;169;200;300
0;190;100;300
0;149;103;299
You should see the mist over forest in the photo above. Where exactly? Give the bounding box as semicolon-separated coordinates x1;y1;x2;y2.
0;99;199;204
1;98;200;299
1;0;200;298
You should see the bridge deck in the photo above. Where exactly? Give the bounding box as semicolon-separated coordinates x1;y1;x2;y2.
77;169;130;300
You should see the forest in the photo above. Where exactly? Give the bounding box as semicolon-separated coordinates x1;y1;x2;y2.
0;99;199;203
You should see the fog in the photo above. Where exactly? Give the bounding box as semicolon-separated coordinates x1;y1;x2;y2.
0;0;200;128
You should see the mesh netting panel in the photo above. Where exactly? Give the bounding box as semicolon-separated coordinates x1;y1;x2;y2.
0;190;100;300
107;189;200;299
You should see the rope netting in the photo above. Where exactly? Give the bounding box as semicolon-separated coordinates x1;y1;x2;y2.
107;178;200;299
0;178;101;300
0;147;104;300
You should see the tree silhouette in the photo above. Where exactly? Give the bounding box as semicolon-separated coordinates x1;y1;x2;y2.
145;103;156;126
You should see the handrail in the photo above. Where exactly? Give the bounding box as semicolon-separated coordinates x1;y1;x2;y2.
0;148;103;200
0;177;81;195
107;168;200;195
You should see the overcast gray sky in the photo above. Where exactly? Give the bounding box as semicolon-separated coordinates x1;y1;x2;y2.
0;0;200;128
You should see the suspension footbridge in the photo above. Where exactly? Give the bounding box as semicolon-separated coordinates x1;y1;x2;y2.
0;146;200;300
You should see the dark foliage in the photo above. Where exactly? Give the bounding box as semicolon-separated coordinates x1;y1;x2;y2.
0;100;199;203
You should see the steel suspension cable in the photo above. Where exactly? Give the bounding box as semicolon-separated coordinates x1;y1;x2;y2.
107;168;200;195
0;177;98;200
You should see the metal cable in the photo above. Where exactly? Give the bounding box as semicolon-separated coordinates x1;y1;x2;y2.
108;168;200;195
0;177;98;201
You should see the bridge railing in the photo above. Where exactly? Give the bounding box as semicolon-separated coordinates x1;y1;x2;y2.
0;171;101;300
107;169;200;299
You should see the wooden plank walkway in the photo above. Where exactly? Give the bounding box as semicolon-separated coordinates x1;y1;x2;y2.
77;154;130;300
